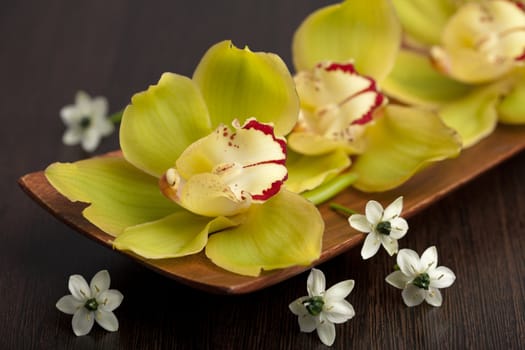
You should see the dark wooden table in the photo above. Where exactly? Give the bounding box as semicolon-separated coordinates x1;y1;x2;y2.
2;1;524;349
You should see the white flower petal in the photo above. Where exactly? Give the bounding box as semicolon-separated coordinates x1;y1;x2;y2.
401;284;426;307
56;295;83;315
383;196;403;220
348;214;373;233
385;271;411;289
91;96;108;119
324;300;355;324
72;308;95;336
68;274;91;301
60;105;80;125
90;270;110;297
62;129;83;146
307;268;326;296
361;232;381;259
97;119;115;137
81;128;102;152
425;288;443;307
324;280;354;301
389;217;408;239
75;91;92;114
316;316;336;346
381;235;399;256
95;310;119;332
429;266;456;289
298;314;317;333
365;200;383;224
289;297;309;316
98;290;124;312
397;248;421;276
420;246;438;271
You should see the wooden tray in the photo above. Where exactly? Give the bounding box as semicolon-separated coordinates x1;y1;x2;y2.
19;125;525;294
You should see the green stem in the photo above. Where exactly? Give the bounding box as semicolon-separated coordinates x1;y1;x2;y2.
109;110;124;124
329;203;357;217
301;172;358;205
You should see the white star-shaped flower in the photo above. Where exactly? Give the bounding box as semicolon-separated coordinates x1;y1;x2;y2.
386;246;456;307
60;91;114;152
289;268;355;346
348;196;408;259
56;270;123;336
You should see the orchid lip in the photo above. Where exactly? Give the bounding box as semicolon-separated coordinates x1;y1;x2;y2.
323;62;384;127
159;118;288;216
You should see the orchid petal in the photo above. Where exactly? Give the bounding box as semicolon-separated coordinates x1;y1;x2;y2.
285;149;350;193
351;105;461;192
120;72;212;177
193;40;299;136
292;0;401;82
498;79;525;124
170;173;253;217
45;157;178;236
113;212;237;259
439;84;502;148
205;190;324;276
288;131;363;156
392;0;456;46
382;50;472;108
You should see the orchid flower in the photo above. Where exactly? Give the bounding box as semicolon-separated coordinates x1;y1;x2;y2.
45;41;324;277
384;0;525;147
286;0;461;196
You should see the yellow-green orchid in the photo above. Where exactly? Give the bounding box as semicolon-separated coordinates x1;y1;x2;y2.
384;0;525;147
286;0;462;195
45;41;324;277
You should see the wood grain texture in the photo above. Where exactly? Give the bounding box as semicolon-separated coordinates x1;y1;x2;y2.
18;124;525;294
2;0;525;349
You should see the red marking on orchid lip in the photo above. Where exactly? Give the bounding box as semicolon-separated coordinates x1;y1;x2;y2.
242;119;287;156
511;1;525;12
325;62;357;74
515;48;525;61
251;175;287;201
